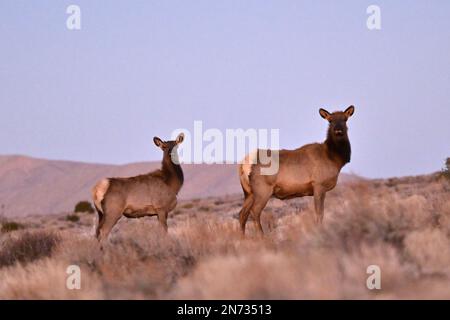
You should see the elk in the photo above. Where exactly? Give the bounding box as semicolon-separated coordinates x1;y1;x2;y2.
238;106;355;235
92;133;185;242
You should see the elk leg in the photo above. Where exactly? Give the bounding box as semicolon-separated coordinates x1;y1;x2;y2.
239;194;254;235
158;211;168;232
313;189;326;224
95;209;105;239
97;210;122;243
250;193;271;236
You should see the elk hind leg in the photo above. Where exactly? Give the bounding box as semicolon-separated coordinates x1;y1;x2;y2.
95;208;105;239
97;199;123;244
250;191;272;236
98;213;122;244
239;194;254;235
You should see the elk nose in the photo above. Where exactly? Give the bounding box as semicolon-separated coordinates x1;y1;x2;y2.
334;129;344;136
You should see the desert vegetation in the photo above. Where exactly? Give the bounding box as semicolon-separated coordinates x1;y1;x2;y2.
66;214;80;223
1;221;25;233
74;201;95;214
0;171;449;299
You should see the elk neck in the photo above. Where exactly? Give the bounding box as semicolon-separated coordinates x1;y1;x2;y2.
161;149;184;194
325;129;351;167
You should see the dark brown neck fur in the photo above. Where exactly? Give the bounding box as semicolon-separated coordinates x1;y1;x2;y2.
160;150;184;194
325;129;351;167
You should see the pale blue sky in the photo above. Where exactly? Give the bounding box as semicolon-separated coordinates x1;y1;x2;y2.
0;1;449;178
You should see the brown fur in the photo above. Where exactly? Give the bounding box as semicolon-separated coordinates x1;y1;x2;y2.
238;106;355;235
92;133;185;242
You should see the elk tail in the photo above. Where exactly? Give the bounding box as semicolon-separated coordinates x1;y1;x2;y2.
238;151;257;197
92;178;110;214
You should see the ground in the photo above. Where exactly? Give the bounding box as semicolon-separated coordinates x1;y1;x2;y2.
0;173;449;299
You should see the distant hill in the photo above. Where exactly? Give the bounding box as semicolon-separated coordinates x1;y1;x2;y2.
0;155;360;217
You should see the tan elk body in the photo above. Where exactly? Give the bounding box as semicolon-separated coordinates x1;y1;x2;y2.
238;106;355;234
92;133;185;241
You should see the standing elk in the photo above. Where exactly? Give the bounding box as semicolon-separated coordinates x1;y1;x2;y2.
238;106;355;235
92;133;185;242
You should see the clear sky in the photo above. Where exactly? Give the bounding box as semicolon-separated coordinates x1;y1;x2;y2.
0;1;449;178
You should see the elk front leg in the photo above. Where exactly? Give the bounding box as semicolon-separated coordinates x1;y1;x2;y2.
313;188;326;224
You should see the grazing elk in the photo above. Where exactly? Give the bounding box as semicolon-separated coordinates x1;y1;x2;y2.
92;133;185;242
238;106;355;235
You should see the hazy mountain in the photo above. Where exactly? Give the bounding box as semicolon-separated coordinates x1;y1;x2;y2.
0;155;360;217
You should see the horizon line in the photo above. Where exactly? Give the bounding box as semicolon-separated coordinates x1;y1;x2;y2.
0;153;443;181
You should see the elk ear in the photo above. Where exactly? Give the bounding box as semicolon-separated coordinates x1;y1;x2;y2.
153;137;163;148
176;133;185;144
319;108;331;121
344;105;355;118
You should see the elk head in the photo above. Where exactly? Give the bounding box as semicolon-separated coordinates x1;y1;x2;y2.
319;105;355;143
153;133;185;162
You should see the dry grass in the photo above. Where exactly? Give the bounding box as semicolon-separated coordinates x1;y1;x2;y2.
0;173;449;299
0;231;59;268
1;221;25;233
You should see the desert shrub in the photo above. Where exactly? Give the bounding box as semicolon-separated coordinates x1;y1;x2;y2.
385;178;397;188
199;206;210;212
74;201;95;214
308;188;433;253
167;242;412;300
0;231;60;267
404;228;450;275
173;209;183;216
1;221;25;233
0;259;104;299
66;214;80;222
182;203;194;209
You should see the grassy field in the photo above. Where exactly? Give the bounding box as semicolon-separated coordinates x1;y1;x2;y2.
0;173;449;299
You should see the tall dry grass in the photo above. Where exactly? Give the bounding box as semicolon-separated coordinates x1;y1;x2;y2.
0;174;449;299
